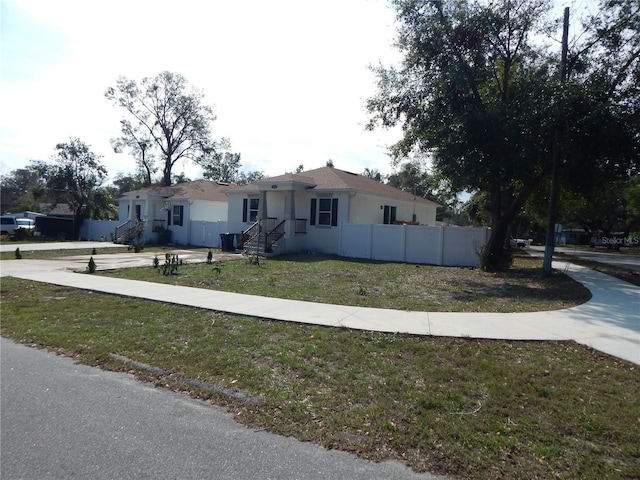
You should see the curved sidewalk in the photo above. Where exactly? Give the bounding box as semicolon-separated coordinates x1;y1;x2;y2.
1;256;638;365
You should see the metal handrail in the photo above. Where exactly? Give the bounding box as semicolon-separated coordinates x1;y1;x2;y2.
114;219;136;243
265;220;286;248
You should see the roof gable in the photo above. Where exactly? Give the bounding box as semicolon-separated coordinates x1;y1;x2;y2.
122;180;230;202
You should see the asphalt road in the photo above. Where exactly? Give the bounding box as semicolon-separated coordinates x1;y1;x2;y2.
531;246;640;272
1;338;444;480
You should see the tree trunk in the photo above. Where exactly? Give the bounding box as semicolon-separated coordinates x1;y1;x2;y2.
483;176;545;270
162;153;173;186
485;221;510;268
162;170;171;186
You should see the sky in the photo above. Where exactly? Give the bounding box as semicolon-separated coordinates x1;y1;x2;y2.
0;0;405;183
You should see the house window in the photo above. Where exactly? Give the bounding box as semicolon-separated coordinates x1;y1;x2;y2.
310;198;338;226
383;205;397;224
242;198;259;222
172;205;184;226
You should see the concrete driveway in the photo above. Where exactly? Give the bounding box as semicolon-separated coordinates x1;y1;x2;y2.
0;241;126;253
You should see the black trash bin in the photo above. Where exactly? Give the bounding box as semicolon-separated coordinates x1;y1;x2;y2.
220;233;235;252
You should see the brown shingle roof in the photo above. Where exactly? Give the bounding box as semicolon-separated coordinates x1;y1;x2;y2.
228;167;440;206
123;180;230;202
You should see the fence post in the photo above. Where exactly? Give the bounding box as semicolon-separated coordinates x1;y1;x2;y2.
402;224;408;263
438;226;445;265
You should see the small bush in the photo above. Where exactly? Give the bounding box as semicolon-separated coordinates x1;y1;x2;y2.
87;256;97;274
153;255;159;268
92;248;97;255
13;229;28;241
206;250;213;264
161;253;180;276
14;247;22;259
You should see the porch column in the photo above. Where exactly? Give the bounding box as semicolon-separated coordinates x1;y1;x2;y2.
259;190;268;220
128;199;134;220
284;190;296;220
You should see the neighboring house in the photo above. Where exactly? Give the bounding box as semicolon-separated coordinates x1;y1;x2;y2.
4;211;45;220
116;180;230;245
225;167;440;256
38;203;75;218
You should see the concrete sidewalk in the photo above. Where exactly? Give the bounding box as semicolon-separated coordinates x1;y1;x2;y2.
1;252;638;365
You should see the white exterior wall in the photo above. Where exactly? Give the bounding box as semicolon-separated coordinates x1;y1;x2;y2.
349;193;437;225
227;190;439;256
117;202;129;222
189;200;228;222
303;191;349;254
167;201;190;245
118;197;229;245
226;193;258;234
147;201;165;224
267;193;286;218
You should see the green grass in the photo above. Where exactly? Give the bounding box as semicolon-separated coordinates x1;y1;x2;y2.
98;252;592;312
1;277;638;480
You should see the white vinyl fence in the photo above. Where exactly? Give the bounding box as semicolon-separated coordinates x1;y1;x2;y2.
81;219;228;247
189;220;228;248
79;220;119;242
340;224;489;267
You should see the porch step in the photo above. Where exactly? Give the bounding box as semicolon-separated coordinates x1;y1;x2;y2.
242;238;279;257
240;219;285;258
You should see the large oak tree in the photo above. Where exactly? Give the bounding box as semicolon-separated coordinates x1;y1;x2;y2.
106;71;222;186
367;0;639;269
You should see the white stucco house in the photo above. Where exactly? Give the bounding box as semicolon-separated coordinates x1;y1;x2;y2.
116;180;229;245
224;167;440;256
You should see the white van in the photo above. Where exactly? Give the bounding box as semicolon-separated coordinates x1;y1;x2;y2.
1;216;36;236
1;216;18;236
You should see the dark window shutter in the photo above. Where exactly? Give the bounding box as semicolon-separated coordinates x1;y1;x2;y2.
310;199;317;226
167;208;171;226
383;205;390;224
331;198;338;227
242;198;248;222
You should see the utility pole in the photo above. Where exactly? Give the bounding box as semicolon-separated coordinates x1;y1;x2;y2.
543;6;570;276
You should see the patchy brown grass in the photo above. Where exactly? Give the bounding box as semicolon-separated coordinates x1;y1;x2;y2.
100;251;591;312
1;277;638;480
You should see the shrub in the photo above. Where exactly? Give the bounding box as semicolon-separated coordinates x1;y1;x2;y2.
87;256;97;274
14;247;22;259
13;229;28;241
161;253;180;276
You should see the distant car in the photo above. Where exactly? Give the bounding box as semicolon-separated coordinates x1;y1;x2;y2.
0;216;36;236
1;216;19;236
510;236;531;248
16;218;36;234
